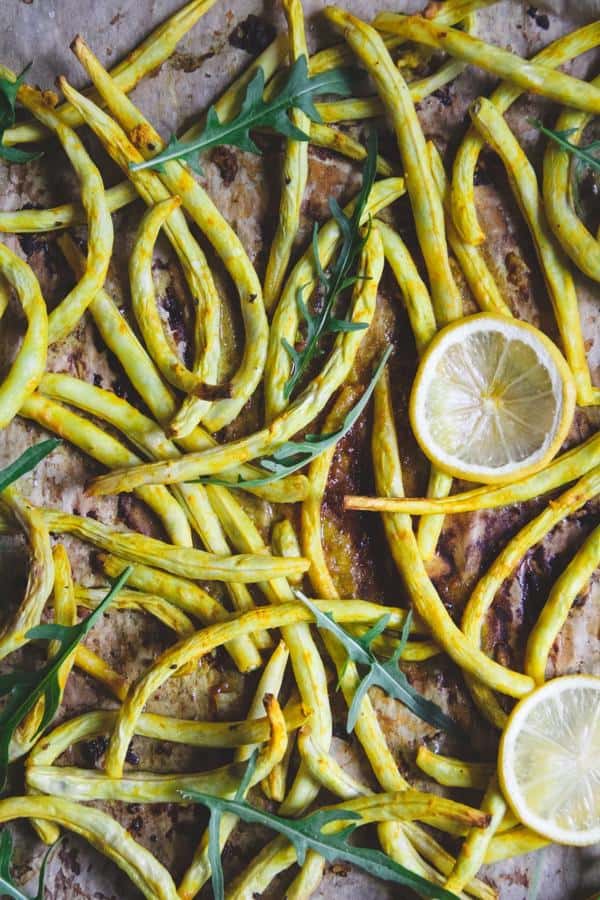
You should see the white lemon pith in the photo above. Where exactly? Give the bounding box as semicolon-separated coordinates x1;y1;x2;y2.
409;314;576;484
499;675;600;846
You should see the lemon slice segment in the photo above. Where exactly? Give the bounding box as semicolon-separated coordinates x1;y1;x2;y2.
499;675;600;846
409;313;576;484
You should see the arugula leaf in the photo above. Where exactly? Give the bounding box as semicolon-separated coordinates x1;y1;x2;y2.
0;65;30;132
182;755;457;900
530;118;600;174
283;131;378;400
0;440;61;494
0;144;44;164
0;65;43;164
295;591;464;739
130;55;354;173
204;746;259;900
0;828;60;900
194;345;392;490
0;566;131;790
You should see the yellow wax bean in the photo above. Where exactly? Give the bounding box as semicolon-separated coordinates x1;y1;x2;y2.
525;522;600;684
263;0;310;312
374;13;600;113
469;96;595;405
0;797;179;899
0;242;47;428
325;7;462;327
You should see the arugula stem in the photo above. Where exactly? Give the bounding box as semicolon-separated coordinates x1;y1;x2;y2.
530;117;600;174
283;131;378;400
0;440;60;493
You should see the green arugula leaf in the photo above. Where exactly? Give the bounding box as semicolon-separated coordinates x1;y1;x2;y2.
0;65;43;164
182;754;457;900
295;591;464;739
204;747;260;900
130;55;355;173
283;131;378;400
0;440;61;494
0;64;31;132
207;800;224;900
0;828;60;900
194;344;392;490
0;144;44;164
0;566;131;790
530;117;600;174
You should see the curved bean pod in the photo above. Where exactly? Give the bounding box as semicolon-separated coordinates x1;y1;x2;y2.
18;84;113;344
416;747;493;790
0;489;54;661
56;233;307;505
525;522;600;685
326;7;461;327
461;465;600;727
265;178;404;422
88;224;384;492
129;196;205;393
469;96;595;405
0;796;179;899
543;78;600;283
71;36;264;435
0;242;47;428
447;20;600;244
57;75;220;436
97;597;411;778
371;367;534;698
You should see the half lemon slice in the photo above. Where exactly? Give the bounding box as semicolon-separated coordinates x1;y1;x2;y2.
499;675;600;846
409;313;576;484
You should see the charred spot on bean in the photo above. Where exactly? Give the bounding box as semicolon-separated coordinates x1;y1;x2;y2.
125;745;140;766
228;14;275;56
17;233;48;257
82;735;108;767
194;381;232;400
129;815;144;835
432;85;452;108
211;145;239;185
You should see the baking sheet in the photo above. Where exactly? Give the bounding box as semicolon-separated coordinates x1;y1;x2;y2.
0;0;599;897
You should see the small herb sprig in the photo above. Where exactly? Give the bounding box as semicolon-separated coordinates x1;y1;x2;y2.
0;439;61;493
195;345;392;490
130;54;354;174
182;754;457;900
0;566;131;790
530;118;600;174
296;591;464;738
0;829;59;900
0;65;43;164
283;131;378;400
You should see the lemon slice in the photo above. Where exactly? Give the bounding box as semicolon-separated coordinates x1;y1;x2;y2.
409;313;576;484
499;675;600;846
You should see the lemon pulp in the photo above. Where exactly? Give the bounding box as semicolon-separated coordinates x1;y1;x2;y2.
499;675;600;846
410;314;576;484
